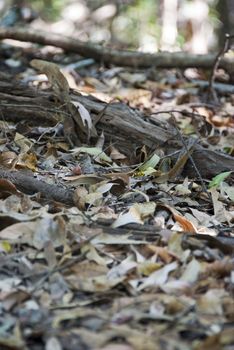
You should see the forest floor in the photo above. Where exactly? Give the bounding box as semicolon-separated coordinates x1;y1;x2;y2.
0;28;233;350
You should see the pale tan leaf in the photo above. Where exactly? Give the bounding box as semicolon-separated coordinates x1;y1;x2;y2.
180;258;201;283
45;337;62;350
81;243;108;266
112;207;143;228
132;202;156;219
0;221;37;241
14;132;33;153
33;217;66;250
210;187;229;223
30;59;70;98
72;101;93;129
137;261;178;291
197;289;227;315
107;256;137;279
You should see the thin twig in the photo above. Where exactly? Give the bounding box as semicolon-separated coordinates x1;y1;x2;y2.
208;33;232;102
30;253;86;293
169;115;209;197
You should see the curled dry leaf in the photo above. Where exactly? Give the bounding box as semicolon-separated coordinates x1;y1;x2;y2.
0;179;22;197
0;151;18;167
107;256;137;280
73;186;88;210
136;261;178;291
180;258;201;284
112;206;143;228
147;244;175;264
173;212;198;233
30;59;70;99
71;101;93;130
14;132;34;153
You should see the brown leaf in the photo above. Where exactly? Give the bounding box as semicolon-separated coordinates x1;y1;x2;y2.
0;179;21;196
30;59;70;99
173;212;198;233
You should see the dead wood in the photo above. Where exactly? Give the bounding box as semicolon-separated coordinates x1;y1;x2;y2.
0;78;59;125
0;73;233;179
93;220;234;254
0;168;74;206
0;27;233;73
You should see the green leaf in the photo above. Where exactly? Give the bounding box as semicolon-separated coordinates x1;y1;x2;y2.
139;154;160;172
0;241;11;253
208;171;232;189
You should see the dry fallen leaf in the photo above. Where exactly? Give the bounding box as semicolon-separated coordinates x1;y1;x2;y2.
112;206;143;228
1;33;233;350
30;59;70;99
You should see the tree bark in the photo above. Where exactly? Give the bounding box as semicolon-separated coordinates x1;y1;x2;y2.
0;168;74;205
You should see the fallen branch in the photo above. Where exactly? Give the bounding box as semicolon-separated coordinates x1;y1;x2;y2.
93;220;234;254
0;168;74;206
0;27;233;72
207;33;232;102
0;73;233;179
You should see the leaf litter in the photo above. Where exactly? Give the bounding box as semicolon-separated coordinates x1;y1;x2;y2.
0;51;233;350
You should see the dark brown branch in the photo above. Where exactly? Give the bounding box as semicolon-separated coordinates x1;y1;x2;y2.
0;169;74;206
208;33;232;102
0;27;233;72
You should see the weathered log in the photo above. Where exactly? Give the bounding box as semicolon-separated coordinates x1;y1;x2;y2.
0;168;74;205
0;73;233;179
